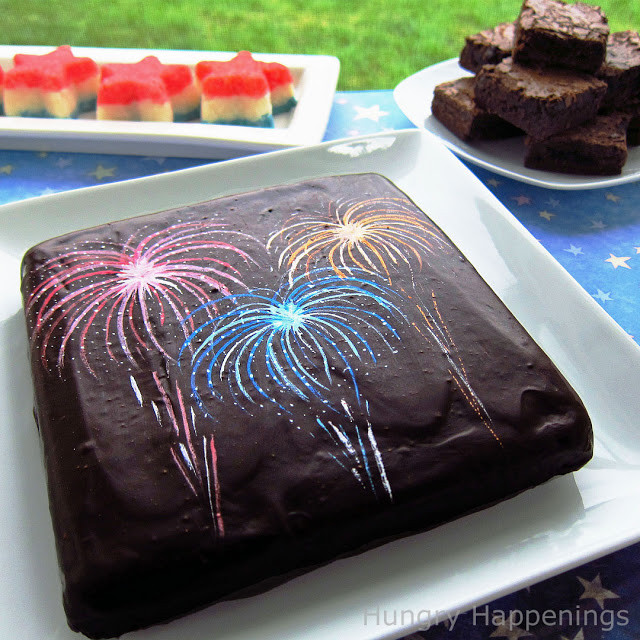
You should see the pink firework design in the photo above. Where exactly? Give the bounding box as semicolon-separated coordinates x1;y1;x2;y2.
141;371;224;536
26;220;257;374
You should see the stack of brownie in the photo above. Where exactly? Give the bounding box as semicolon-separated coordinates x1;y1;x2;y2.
431;0;640;175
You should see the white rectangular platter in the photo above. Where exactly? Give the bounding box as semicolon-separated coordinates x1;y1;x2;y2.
1;129;640;640
0;45;340;158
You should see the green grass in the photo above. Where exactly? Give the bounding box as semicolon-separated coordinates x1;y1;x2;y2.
3;0;640;90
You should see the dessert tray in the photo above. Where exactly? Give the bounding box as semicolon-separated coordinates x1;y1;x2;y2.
2;129;640;640
393;58;640;189
0;45;340;158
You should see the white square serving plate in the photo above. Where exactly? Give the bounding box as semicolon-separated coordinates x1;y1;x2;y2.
0;45;340;158
1;129;639;640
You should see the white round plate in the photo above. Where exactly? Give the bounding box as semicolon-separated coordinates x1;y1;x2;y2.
393;58;640;190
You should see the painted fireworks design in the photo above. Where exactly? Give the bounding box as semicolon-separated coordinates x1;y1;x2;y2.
25;220;261;536
25;220;256;374
180;268;405;500
131;372;224;534
181;269;406;413
25;181;502;527
414;292;503;449
267;196;448;284
315;399;393;501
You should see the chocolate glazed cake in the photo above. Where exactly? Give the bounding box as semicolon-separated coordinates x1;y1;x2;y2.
21;173;592;639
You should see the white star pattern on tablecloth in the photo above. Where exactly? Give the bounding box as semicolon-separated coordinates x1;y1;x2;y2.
565;245;583;256
0;164;14;175
55;157;72;168
605;253;631;269
593;289;612;302
605;192;621;202
89;164;116;180
577;574;620;609
590;220;606;229
539;210;555;220
353;104;388;122
489;612;534;640
546;197;560;207
487;178;501;187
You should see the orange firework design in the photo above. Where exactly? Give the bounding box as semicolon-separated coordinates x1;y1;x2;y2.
267;197;448;283
414;291;503;449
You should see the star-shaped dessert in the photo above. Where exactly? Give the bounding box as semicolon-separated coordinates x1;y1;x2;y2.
0;66;4;115
196;51;296;127
4;45;99;118
196;51;272;127
97;56;199;122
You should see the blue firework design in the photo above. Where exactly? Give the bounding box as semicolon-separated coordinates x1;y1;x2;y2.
314;402;393;501
180;268;406;413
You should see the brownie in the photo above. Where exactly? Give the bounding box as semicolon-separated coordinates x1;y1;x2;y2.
431;76;522;141
21;174;593;639
610;98;640;145
630;117;640;146
459;22;516;73
524;113;629;174
625;100;640;145
475;57;608;138
513;0;609;73
596;31;640;109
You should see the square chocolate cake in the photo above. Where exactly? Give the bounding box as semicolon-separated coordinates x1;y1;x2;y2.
21;173;592;638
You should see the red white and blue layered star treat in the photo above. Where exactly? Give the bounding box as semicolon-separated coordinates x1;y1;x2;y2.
21;173;592;639
4;45;99;118
97;56;200;122
260;56;297;115
196;52;274;127
196;51;297;126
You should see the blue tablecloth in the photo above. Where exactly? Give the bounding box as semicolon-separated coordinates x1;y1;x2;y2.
2;91;638;640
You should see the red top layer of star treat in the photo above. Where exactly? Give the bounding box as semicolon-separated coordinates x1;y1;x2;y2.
159;64;196;96
196;51;271;98
261;60;295;90
99;56;197;105
99;57;170;105
6;45;99;91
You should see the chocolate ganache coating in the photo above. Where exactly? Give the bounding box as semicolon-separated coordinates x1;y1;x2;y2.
21;173;592;638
